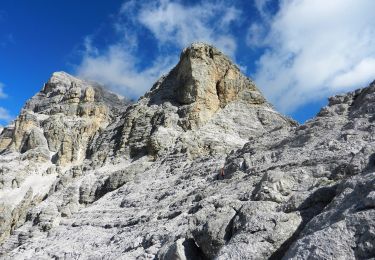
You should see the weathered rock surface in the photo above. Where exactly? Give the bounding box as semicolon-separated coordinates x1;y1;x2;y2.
88;43;295;165
0;43;374;260
0;72;128;247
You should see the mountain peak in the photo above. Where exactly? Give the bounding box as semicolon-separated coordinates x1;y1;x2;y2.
40;71;86;96
3;43;374;259
0;71;129;164
49;71;81;83
180;42;224;61
146;42;272;130
94;43;296;161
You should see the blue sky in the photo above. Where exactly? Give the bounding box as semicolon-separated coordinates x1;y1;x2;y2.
1;0;375;126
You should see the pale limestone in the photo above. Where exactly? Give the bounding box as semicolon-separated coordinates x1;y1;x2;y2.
0;44;374;260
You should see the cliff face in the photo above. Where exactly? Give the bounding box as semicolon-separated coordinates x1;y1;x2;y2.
0;43;374;260
88;43;295;164
0;72;129;243
0;71;127;164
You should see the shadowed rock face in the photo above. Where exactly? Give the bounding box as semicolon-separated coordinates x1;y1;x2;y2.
0;43;374;260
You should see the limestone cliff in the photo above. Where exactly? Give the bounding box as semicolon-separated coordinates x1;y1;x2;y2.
89;43;295;164
0;72;128;243
0;43;374;260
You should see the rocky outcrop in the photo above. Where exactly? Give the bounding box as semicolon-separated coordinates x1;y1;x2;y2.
0;72;128;245
0;125;13;151
0;72;127;165
0;43;374;260
89;43;295;163
152;43;268;128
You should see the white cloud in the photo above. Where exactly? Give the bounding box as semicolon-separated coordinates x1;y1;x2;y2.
253;0;375;113
0;83;11;125
246;22;267;47
76;0;241;99
254;0;273;20
247;0;273;48
330;58;375;90
0;82;7;98
0;107;11;122
137;1;240;57
77;43;176;98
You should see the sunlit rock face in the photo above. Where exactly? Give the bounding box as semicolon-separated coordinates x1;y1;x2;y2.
0;71;127;165
166;42;268;128
0;43;374;260
89;43;295;162
0;72;128;245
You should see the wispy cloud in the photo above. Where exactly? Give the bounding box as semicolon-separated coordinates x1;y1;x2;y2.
77;42;175;98
137;1;240;57
252;0;375;113
75;0;375;116
0;82;11;125
0;82;7;99
254;0;273;20
0;107;11;125
246;22;267;48
76;0;241;99
246;0;273;48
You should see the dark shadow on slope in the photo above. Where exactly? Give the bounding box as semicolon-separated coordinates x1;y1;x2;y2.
269;185;337;260
182;239;209;260
155;238;209;260
224;206;243;243
363;152;375;173
93;169;135;201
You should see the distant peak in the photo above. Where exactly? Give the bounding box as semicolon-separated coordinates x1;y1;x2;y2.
51;71;72;77
180;42;228;63
48;71;84;85
184;42;220;52
184;42;217;51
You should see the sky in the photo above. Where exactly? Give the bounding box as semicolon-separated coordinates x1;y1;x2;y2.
1;0;375;126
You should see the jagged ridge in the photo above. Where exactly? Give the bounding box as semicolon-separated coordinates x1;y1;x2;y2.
0;43;374;260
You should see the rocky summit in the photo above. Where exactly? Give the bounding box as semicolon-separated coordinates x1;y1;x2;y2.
0;43;374;259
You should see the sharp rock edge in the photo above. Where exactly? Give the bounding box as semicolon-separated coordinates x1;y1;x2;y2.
0;43;374;260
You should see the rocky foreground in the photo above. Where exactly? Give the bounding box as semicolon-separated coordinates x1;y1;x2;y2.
0;43;374;259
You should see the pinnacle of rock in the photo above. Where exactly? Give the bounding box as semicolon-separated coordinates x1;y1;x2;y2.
0;43;374;260
147;42;273;128
175;42;266;108
93;42;295;162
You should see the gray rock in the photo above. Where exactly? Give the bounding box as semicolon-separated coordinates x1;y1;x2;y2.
0;43;374;260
